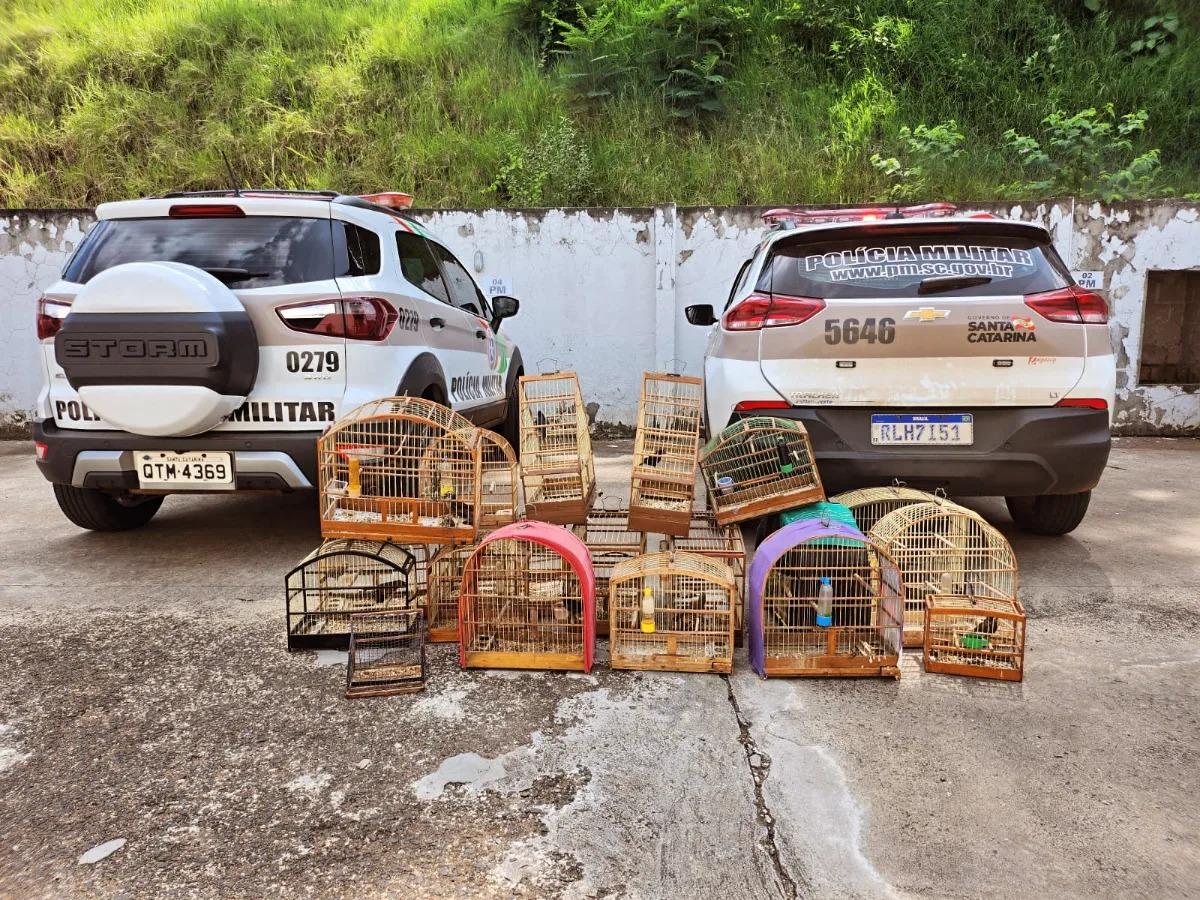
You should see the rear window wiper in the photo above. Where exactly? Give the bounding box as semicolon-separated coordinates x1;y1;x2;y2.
917;275;992;295
202;266;272;284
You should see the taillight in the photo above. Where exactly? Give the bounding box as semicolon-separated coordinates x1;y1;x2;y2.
733;400;791;413
34;441;49;461
277;297;398;341
36;296;71;340
723;292;825;331
1025;285;1108;325
168;204;245;217
1056;398;1108;410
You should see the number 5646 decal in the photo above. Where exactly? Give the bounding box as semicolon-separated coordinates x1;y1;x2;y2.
824;317;896;345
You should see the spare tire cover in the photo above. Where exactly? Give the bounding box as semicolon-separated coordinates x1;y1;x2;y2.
55;261;258;437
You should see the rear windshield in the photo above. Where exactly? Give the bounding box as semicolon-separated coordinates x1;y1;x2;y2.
65;216;339;288
759;231;1070;299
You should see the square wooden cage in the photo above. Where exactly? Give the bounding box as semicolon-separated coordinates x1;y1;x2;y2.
345;610;427;698
748;520;903;678
518;371;596;524
318;396;484;545
700;417;825;525
665;510;746;639
572;506;648;637
924;594;1026;682
868;499;1019;648
829;486;938;534
285;539;417;650
609;551;737;674
458;521;596;672
628;371;703;536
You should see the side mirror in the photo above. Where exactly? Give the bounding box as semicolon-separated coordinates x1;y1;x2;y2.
490;295;519;330
685;304;717;326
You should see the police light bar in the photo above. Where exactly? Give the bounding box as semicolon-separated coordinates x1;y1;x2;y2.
359;191;415;210
761;202;958;227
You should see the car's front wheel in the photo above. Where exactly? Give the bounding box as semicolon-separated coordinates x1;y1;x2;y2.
53;484;164;532
1005;491;1091;536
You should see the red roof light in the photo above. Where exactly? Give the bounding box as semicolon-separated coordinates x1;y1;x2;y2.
168;204;245;217
762;202;957;227
359;192;414;210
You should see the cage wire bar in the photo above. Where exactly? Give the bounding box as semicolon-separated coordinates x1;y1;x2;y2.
285;539;417;650
478;430;521;530
345;609;427;698
628;371;703;536
868;499;1019;648
518;372;596;524
829;486;939;534
665;510;747;641
924;594;1026;682
572;506;647;637
318;397;482;544
609;551;736;673
748;520;903;678
700;417;824;525
458;521;595;672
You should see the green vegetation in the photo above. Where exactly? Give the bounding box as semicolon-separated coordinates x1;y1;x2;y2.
0;0;1196;207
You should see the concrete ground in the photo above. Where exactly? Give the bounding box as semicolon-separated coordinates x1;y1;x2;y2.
0;437;1197;899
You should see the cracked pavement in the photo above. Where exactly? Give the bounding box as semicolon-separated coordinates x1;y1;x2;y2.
0;437;1197;898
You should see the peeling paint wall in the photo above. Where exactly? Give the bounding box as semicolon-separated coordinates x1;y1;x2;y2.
1;201;1197;434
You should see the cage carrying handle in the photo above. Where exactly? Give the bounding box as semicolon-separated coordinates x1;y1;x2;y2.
599;493;623;512
536;357;560;375
662;357;688;377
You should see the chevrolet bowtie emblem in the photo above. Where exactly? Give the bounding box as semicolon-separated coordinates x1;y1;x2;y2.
904;307;949;322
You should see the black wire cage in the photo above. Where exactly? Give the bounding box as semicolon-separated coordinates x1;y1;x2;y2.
285;539;417;650
346;610;427;698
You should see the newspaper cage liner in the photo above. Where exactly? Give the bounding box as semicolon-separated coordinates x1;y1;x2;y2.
627;372;703;536
608;551;737;674
748;520;903;678
572;507;647;638
518;372;595;524
318;396;483;544
664;510;747;643
699;417;825;525
458;521;596;672
345;609;427;698
285;539;418;650
828;486;939;534
923;594;1026;682
868;498;1019;648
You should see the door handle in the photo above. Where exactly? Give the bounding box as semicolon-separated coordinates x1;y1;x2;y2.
475;329;487;340
429;316;445;329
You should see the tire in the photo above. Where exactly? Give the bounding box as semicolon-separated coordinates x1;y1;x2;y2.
53;484;164;532
501;371;522;449
1005;491;1091;536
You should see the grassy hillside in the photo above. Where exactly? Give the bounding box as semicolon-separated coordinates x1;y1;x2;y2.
0;0;1196;207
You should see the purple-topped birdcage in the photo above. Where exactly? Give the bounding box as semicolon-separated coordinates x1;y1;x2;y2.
748;519;903;678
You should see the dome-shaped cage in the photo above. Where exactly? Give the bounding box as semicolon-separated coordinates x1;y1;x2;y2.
426;543;477;643
665;510;746;641
923;594;1026;682
572;506;648;637
318;397;483;544
828;486;939;534
748;521;903;678
477;430;521;529
285;539;418;650
458;521;596;672
628;372;703;536
609;551;737;673
868;500;1019;648
700;417;824;525
518;372;595;524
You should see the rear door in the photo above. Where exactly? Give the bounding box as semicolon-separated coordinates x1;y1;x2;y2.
755;223;1085;407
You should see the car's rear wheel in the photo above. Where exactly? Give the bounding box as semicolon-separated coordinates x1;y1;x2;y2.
1005;491;1091;536
53;484;164;532
501;369;523;449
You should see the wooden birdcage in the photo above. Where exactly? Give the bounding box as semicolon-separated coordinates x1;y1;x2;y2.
572;506;648;637
478;430;521;530
665;510;746;640
426;542;476;643
609;551;736;674
518;372;595;524
748;520;903;678
318;397;482;544
285;539;417;650
345;610;427;697
699;417;824;525
628;371;703;536
868;499;1019;648
924;594;1026;682
458;521;595;672
829;486;938;534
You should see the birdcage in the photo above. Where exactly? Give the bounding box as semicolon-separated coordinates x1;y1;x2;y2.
458;521;595;672
747;520;903;678
665;510;746;640
518;371;595;524
345;610;427;697
868;499;1019;648
478;430;521;530
609;551;737;673
923;594;1026;682
285;540;417;650
572;505;648;637
318;397;482;544
699;417;824;525
829;486;939;534
628;371;703;536
425;543;476;643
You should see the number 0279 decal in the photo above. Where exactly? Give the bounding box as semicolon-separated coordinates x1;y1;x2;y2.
824;317;896;345
286;350;340;373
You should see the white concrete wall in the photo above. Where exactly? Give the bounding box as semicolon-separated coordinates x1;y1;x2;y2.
1;200;1198;434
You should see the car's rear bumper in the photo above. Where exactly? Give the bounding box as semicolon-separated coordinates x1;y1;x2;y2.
32;420;318;491
730;406;1110;497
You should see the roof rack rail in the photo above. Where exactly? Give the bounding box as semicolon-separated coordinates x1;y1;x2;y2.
762;202;958;228
159;189;340;199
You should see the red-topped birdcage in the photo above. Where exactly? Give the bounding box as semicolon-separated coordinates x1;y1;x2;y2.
572;504;648;637
628;370;703;536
